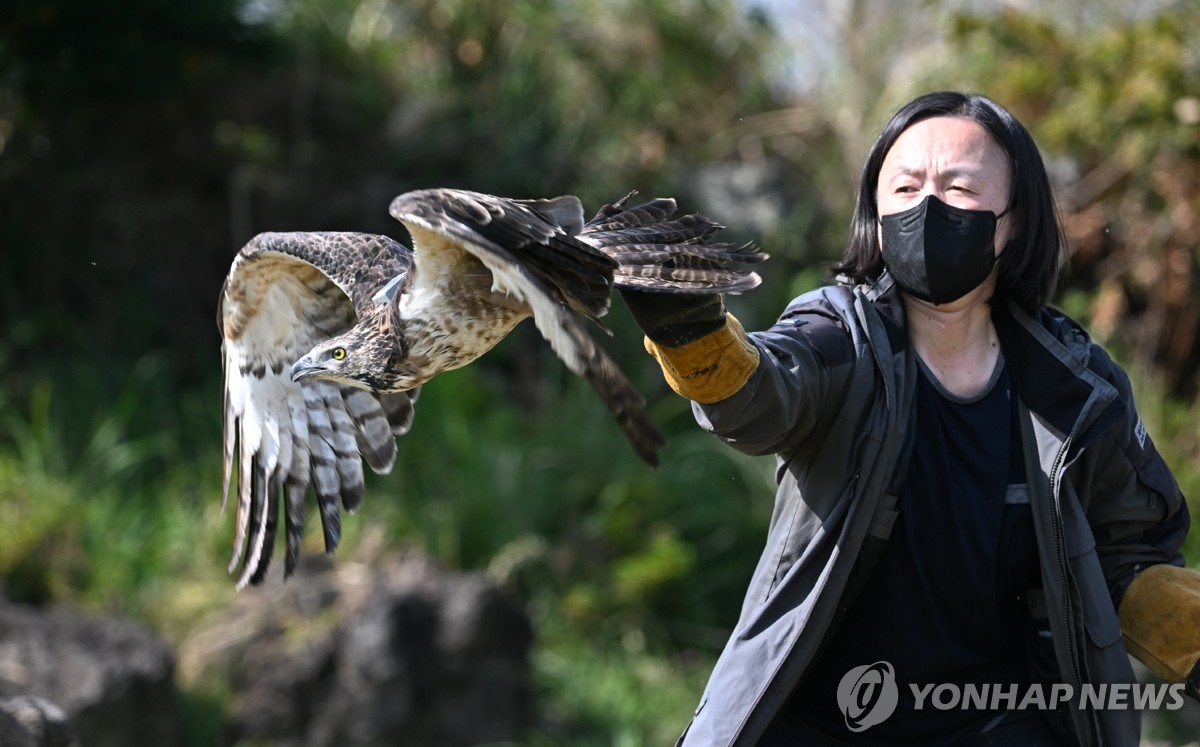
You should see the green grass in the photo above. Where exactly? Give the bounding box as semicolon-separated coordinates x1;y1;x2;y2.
528;615;713;747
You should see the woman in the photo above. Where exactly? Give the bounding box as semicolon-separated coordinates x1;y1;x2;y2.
624;91;1199;745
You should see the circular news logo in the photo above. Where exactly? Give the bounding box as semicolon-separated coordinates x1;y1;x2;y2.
836;661;899;732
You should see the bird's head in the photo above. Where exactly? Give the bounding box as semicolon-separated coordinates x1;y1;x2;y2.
291;329;375;390
292;326;413;392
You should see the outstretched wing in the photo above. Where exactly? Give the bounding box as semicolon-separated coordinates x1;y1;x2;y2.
580;192;768;294
388;188;666;466
220;231;417;588
391;188;616;319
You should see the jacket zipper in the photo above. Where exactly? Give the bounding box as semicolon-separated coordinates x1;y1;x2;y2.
1048;434;1082;690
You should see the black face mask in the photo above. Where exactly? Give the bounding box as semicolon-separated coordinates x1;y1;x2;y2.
879;194;1008;305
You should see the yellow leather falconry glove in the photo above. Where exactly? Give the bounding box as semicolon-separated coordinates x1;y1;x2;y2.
620;289;759;405
642;313;759;404
1118;563;1200;699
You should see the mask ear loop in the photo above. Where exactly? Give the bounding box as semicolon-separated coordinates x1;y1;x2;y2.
995;189;1016;220
994;199;1016;238
992;201;1018;293
993;202;1015;256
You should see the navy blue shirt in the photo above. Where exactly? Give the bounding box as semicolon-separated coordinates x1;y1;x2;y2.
781;356;1041;744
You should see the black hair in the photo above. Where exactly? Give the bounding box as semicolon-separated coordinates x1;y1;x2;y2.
833;91;1065;310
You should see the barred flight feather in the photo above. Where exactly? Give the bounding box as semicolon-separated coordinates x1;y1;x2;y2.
582;217;723;246
584;195;678;229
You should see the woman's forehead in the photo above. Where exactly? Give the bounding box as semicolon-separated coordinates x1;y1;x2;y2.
881;116;1009;177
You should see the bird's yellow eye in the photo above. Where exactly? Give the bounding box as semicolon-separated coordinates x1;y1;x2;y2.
332;347;347;361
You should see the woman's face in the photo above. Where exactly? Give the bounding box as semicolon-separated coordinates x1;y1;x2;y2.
876;115;1015;258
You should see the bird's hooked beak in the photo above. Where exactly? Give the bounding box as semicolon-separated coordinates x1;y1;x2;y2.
290;355;324;382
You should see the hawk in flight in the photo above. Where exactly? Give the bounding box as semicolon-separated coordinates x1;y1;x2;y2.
220;188;764;587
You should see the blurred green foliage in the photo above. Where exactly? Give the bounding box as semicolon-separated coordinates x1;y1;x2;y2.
1;0;1199;744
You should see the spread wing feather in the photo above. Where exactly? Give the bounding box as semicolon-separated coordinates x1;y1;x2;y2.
391;189;617;321
389;189;666;465
584;193;678;230
579;193;768;294
220;232;417;588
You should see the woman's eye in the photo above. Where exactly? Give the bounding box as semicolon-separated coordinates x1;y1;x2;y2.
332;347;347;361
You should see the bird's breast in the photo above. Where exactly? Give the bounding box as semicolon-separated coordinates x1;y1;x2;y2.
398;289;529;379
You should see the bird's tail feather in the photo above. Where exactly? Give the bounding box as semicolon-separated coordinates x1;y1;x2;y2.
283;479;306;579
577;339;666;467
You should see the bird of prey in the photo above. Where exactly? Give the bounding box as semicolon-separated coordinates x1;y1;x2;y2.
220;188;765;587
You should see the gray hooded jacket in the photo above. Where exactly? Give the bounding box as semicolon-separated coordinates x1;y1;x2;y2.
678;276;1189;746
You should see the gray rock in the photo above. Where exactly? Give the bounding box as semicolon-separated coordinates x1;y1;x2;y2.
197;553;534;747
0;706;38;747
311;570;533;746
0;600;179;747
0;696;73;747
